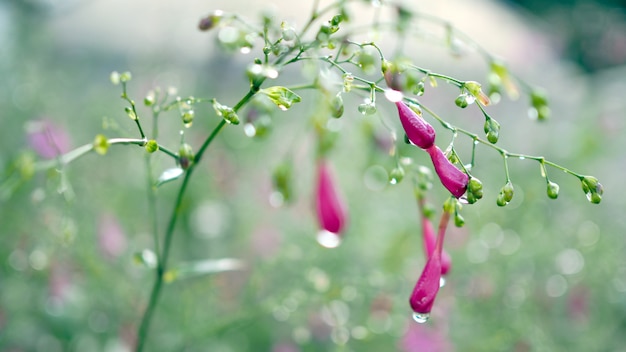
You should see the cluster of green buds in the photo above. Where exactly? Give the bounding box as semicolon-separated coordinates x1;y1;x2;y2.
466;177;484;204
496;181;515;207
581;176;603;204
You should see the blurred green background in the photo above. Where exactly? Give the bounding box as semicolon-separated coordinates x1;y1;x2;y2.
1;0;625;351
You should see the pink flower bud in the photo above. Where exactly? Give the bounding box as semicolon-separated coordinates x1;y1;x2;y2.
395;101;435;149
98;213;127;259
409;248;442;317
315;160;348;235
426;146;468;198
421;214;452;276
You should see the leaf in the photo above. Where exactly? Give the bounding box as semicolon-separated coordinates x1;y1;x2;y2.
156;167;184;187
260;86;302;111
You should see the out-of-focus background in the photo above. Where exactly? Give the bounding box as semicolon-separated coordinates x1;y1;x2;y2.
1;0;625;351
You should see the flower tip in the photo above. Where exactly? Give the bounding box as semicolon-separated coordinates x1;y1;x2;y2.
396;101;436;149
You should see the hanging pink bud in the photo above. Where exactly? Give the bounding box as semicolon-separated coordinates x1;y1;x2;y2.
315;160;348;247
409;247;442;321
426;146;468;198
421;214;452;276
395;101;435;149
410;211;450;322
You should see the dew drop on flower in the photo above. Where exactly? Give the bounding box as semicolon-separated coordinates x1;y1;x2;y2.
412;312;429;324
317;230;342;248
439;277;446;288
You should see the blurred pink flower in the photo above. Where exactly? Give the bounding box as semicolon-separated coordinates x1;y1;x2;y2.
426;146;468;198
421;213;452;276
396;101;435;149
98;213;127;259
315;160;347;235
400;321;453;352
26;119;71;159
272;342;300;352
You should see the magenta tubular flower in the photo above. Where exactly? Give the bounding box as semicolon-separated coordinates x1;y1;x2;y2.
410;211;450;320
421;215;452;276
395;101;435;149
315;160;347;235
409;247;442;317
426;146;469;198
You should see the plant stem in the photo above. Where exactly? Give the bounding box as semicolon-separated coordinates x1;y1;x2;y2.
134;88;258;352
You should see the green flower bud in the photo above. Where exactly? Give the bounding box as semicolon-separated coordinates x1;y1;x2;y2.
414;81;425;96
273;160;294;203
483;118;500;144
182;110;195;127
93;134;109;155
125;107;137;120
329;94;344;118
547;181;559;199
389;166;405;185
443;197;456;214
178;143;194;170
454;212;465;227
357;102;377;115
501;181;514;202
145;139;159;153
496;193;508;207
455;94;469;108
581;176;603;204
342;73;354;92
466;192;478;204
212;99;240;125
463;81;482;97
144;94;155;106
119;71;132;83
468;177;483;199
110;71;120;85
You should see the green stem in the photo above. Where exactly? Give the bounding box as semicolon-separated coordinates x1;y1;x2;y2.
135;88;258;352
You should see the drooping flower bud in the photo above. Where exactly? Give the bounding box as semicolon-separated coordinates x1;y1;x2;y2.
410;211;451;322
315;160;348;248
426;146;469;198
581;176;603;204
420;212;452;276
547;181;559;199
396;101;436;149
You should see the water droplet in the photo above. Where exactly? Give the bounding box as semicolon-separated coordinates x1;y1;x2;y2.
439;277;446;288
243;123;256;137
389;178;398;185
317;230;342;248
184;122;193;128
412;312;429;323
473;140;479;145
277;104;288;111
518;156;525;160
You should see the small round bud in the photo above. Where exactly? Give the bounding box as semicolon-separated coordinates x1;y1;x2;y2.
466;192;478;204
581;176;603;204
414;81;425;96
178;143;194;170
501;181;514;202
144;94;155;106
329;94;344;118
110;71;120;85
463;81;482;97
93;134;110;155
455;94;469;108
145;140;159;153
182;110;195;126
125;107;137;120
119;71;132;83
357;102;377;115
468;177;483;199
496;193;508;207
484;118;500;144
198;10;224;31
547;181;559;199
454;212;465;227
